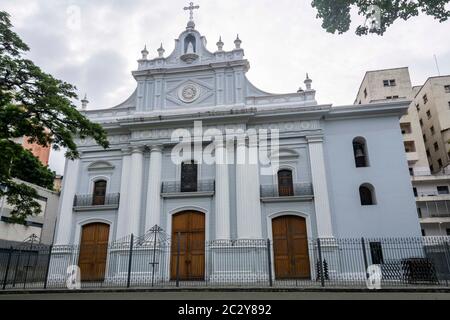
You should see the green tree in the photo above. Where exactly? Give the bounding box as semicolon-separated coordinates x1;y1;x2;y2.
0;11;109;222
11;148;56;190
311;0;450;35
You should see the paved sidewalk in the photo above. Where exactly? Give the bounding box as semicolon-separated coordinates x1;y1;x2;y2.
1;290;450;300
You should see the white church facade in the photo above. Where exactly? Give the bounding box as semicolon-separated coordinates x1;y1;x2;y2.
53;7;421;283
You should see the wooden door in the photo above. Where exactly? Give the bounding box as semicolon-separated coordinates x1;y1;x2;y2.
278;170;294;197
272;216;310;279
78;223;110;281
92;180;106;205
170;211;205;280
181;162;198;192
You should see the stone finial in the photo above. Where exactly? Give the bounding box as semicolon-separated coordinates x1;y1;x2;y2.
157;43;165;58
234;34;242;49
216;36;224;51
141;45;149;60
81;94;89;110
304;73;312;90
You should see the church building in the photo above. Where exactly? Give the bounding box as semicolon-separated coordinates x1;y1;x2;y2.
53;5;421;283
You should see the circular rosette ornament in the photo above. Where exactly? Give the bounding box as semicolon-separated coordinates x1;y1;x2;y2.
178;83;200;103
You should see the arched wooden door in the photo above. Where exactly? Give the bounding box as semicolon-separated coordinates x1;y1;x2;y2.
272;215;310;279
78;223;110;281
170;211;205;280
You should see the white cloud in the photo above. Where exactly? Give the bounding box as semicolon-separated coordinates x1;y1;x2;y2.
3;0;450;174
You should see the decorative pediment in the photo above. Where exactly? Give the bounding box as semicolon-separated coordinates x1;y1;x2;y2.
87;161;115;171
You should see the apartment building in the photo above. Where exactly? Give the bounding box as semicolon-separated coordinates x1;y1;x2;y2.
413;76;450;173
355;68;450;236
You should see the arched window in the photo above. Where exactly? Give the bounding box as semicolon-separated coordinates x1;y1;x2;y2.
278;170;294;197
353;137;369;168
184;34;196;54
181;161;198;192
359;183;376;206
92;180;107;205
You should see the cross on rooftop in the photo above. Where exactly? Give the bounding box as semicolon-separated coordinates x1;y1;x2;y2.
184;2;199;21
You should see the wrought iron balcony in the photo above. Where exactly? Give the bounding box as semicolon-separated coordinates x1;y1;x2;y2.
73;193;120;208
260;183;314;198
161;180;215;194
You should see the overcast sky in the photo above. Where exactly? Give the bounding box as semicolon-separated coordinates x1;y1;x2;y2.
3;0;450;175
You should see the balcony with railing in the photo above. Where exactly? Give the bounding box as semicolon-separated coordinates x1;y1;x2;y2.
260;182;314;201
73;193;120;211
417;199;450;221
161;180;215;197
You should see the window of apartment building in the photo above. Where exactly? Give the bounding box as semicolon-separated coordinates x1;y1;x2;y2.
404;141;416;153
383;79;396;87
416;104;420;111
437;186;449;194
418;208;422;219
426;149;431;157
430;165;434;172
409;168;414;176
426;110;431;119
364;88;367;98
445;85;450;93
430;126;435;135
419;119;423;127
447;229;450;236
438;159;443;168
448;101;450;108
401;123;412;134
386;95;399;99
423;94;428;104
423;134;427;142
413;187;418;196
434;142;439;151
421;229;426;236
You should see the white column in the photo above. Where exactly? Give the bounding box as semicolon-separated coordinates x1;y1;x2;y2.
145;145;163;231
236;137;262;239
55;158;80;245
307;135;334;238
127;146;144;236
215;139;230;239
116;148;132;239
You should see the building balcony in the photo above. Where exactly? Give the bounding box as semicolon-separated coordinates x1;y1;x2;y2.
416;191;450;202
406;151;419;162
417;198;450;223
260;183;314;202
73;193;120;211
161;180;215;198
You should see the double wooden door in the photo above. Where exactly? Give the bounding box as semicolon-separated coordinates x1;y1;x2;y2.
78;223;110;281
170;211;205;280
272;216;310;279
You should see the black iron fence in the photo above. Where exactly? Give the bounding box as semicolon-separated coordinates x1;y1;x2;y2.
161;180;215;194
73;193;120;207
1;230;450;290
260;183;313;198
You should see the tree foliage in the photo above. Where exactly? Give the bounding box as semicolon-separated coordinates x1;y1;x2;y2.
311;0;450;35
0;11;109;222
11;148;56;190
